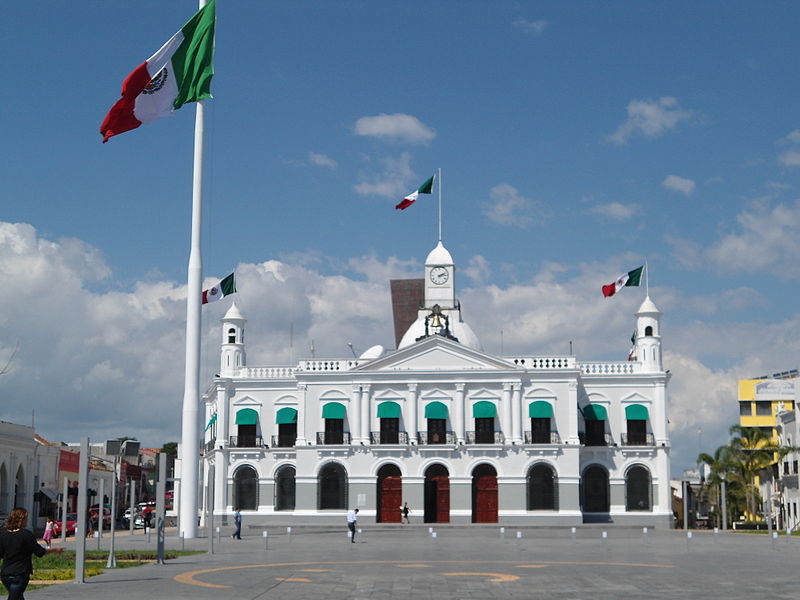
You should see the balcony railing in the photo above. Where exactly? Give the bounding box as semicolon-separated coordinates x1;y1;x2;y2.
316;431;352;445
228;435;266;448
417;431;455;445
270;435;296;448
204;439;216;453
523;431;561;444
370;431;410;445
620;433;655;446
578;432;615;447
465;431;506;445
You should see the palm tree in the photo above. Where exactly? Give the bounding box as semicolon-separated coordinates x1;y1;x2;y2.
727;425;787;520
697;445;734;528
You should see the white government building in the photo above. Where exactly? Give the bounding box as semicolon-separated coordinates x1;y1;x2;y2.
197;241;672;527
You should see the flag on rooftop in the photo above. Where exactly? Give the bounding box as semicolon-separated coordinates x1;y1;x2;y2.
100;0;216;143
203;272;236;304
602;266;643;297
396;175;435;210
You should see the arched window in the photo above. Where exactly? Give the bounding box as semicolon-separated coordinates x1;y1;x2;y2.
472;401;496;444
582;465;609;513
528;401;553;444
13;465;25;510
626;466;651;511
276;407;297;447
0;464;8;514
322;402;346;445
235;408;259;447
377;401;401;444
582;405;607;446
233;465;258;511
274;465;295;511
318;463;347;510
228;327;236;343
625;404;649;445
425;401;448;444
527;464;557;510
644;325;653;336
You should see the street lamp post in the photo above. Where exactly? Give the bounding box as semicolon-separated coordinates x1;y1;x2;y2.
106;455;118;568
721;475;728;532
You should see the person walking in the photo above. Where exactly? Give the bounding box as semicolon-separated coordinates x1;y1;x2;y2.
231;508;242;540
346;508;358;543
0;508;49;599
402;502;411;524
42;517;54;549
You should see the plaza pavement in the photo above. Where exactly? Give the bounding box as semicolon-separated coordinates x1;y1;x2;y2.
27;524;800;599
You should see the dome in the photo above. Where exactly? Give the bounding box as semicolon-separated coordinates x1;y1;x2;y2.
425;241;453;265
636;296;661;316
398;314;482;351
223;302;246;321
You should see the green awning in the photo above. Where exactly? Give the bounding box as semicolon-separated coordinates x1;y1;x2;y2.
529;401;553;418
322;402;346;419
204;413;217;431
625;404;649;420
276;407;298;424
377;401;401;418
235;408;258;426
425;401;448;419
473;401;497;418
582;404;607;421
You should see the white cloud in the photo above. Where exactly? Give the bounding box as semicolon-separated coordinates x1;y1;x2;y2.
308;152;337;168
463;255;491;284
778;150;800;167
512;18;549;34
482;184;536;227
354;113;435;144
354;153;415;198
784;129;800;143
608;97;693;144
586;202;638;221
662;174;695;195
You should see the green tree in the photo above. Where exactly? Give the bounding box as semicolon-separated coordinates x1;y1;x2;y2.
697;445;734;528
727;424;787;520
160;442;178;457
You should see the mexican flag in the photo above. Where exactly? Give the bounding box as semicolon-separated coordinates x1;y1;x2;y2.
602;266;643;297
396;175;435;210
100;0;216;143
202;272;236;304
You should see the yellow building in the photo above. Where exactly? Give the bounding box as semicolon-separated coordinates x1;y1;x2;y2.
738;375;796;440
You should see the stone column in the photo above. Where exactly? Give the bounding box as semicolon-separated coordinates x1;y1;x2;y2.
350;384;361;444
455;383;466;444
361;385;371;445
502;383;512;442
567;381;580;444
511;382;522;444
295;383;307;445
217;384;228;448
407;384;418;444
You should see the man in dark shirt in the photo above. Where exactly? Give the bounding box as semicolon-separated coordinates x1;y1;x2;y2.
0;508;48;600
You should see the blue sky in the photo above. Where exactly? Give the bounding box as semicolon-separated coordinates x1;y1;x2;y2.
3;1;800;474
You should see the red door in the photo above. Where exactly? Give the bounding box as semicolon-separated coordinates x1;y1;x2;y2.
474;474;498;523
434;476;450;523
379;475;402;523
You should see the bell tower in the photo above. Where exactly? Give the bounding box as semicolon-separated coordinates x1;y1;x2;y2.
424;241;456;309
220;302;246;377
635;296;662;373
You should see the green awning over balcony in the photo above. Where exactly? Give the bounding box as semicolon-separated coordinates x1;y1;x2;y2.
235;408;258;425
625;404;649;420
322;402;346;419
377;401;401;418
529;401;553;418
424;401;448;419
473;401;497;418
582;404;607;421
276;407;298;424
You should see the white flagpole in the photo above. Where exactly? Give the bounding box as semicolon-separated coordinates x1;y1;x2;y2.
179;0;209;539
437;167;443;242
645;259;650;297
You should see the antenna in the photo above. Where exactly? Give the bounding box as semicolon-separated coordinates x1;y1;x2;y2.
310;339;315;359
569;340;573;355
347;343;358;359
645;259;650;296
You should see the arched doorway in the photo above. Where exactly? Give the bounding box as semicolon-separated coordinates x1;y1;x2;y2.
233;465;258;511
527;463;557;510
424;464;450;523
472;464;498;523
318;463;347;509
582;465;609;515
376;464;402;523
14;465;25;509
274;465;296;511
625;465;651;511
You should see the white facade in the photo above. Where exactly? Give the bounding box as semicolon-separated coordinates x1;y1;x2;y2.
200;243;673;527
776;397;800;531
0;421;37;525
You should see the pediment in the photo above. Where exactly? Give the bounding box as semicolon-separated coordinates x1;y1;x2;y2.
232;396;260;407
621;392;651;404
356;336;519;373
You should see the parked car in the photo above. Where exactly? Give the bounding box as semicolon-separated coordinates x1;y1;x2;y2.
52;513;78;537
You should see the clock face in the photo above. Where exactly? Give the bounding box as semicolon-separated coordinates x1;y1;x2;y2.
430;266;449;285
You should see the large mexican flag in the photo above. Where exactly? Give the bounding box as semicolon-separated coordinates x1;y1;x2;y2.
100;0;216;143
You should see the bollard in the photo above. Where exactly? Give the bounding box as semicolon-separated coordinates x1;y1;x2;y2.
432;531;437;540
428;527;433;533
287;526;292;544
602;531;608;553
772;531;778;551
263;530;268;551
357;528;363;543
516;530;523;551
642;527;648;544
571;526;576;544
347;531;352;543
500;526;505;539
787;527;791;545
96;530;101;551
146;527;151;544
713;527;719;544
686;530;692;552
215;526;221;544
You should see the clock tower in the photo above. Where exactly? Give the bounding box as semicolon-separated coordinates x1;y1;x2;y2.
424;241;456;309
